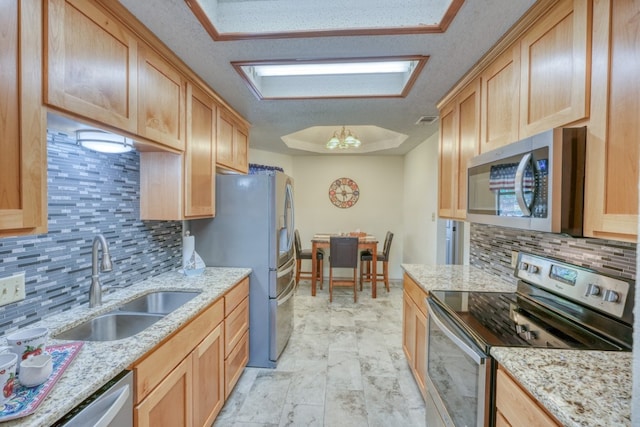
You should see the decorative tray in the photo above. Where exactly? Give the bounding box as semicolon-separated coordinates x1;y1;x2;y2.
0;342;83;422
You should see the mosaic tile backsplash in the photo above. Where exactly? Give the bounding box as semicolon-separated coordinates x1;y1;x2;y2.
470;223;637;285
0;131;182;335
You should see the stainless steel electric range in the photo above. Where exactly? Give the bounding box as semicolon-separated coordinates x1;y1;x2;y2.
425;252;634;427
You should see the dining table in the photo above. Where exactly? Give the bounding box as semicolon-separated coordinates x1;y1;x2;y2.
310;233;379;298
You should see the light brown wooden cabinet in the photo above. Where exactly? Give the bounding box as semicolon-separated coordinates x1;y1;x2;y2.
133;279;249;427
438;78;480;219
583;0;639;241
518;0;590;137
402;273;428;399
495;366;561;426
140;82;217;220
480;44;520;152
217;108;249;174
45;0;139;134
0;0;47;237
137;45;186;151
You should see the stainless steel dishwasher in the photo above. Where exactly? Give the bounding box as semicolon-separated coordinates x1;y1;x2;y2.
53;370;133;427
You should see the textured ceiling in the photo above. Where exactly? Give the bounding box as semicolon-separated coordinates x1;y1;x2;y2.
117;0;536;155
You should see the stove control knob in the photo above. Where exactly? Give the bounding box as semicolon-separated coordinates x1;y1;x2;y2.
527;264;539;274
603;289;619;303
519;262;529;271
515;324;527;334
585;283;601;297
522;331;535;341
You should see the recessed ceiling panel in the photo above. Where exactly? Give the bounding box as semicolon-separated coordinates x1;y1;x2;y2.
282;125;408;154
186;0;464;39
232;56;428;99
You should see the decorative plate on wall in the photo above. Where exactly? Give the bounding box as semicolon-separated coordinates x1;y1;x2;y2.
328;178;360;208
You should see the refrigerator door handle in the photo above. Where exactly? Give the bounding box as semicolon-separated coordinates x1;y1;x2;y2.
277;257;295;278
278;279;296;306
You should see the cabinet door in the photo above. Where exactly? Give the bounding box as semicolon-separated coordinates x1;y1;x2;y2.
0;0;47;236
438;100;456;218
185;83;216;218
216;108;235;169
584;0;639;241
45;0;138;133
138;45;186;151
454;78;481;218
193;323;224;427
519;0;590;137
234;125;249;174
135;356;193;427
402;291;416;366
481;44;520;152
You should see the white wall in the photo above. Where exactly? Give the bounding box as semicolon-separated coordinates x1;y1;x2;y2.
292;155;404;279
402;132;442;265
248;148;294;176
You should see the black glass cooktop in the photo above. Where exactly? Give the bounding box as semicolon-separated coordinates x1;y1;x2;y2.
428;288;627;353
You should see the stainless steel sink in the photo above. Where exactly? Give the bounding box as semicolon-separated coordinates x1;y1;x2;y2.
117;291;201;315
54;312;165;342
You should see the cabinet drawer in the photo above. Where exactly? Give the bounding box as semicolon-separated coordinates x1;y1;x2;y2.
225;330;248;399
225;277;249;316
134;298;224;403
403;273;428;316
496;367;560;426
225;296;248;358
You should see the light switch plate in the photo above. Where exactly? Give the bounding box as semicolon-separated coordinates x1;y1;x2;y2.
0;273;26;306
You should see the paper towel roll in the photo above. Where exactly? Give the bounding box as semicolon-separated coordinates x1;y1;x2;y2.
183;234;195;270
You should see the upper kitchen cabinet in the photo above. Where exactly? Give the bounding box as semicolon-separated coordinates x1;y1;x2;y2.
0;0;47;237
518;0;591;137
137;45;186;151
185;84;216;218
140;82;216;220
438;78;481;220
583;0;639;242
45;0;138;134
217;108;249;174
480;44;520;153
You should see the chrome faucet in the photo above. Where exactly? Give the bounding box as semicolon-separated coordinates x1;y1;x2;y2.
89;234;113;308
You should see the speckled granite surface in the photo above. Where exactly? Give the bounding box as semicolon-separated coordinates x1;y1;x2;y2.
401;263;517;293
491;348;632;427
1;267;250;427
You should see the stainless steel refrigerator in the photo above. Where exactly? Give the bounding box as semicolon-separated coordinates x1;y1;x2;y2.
190;171;295;368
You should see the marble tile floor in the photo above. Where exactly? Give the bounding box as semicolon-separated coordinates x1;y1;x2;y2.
213;279;426;427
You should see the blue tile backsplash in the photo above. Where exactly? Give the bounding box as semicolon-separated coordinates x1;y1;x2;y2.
0;131;182;335
470;223;637;285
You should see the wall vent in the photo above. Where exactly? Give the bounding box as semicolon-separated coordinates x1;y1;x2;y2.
415;115;438;125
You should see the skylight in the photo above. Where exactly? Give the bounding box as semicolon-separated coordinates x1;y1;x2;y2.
232;57;429;99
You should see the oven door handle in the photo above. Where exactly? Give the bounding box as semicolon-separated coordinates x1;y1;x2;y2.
427;298;484;364
514;152;533;217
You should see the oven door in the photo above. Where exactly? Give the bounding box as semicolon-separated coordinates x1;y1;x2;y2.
426;298;492;427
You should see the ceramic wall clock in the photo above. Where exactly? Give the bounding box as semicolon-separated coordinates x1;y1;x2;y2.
328;178;360;208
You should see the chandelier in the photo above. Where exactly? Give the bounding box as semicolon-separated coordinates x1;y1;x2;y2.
326;126;361;150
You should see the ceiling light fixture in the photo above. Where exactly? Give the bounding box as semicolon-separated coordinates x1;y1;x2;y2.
326;126;361;150
75;130;134;154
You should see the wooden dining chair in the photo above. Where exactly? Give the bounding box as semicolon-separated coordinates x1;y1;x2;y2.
329;236;359;302
360;231;393;293
294;229;324;287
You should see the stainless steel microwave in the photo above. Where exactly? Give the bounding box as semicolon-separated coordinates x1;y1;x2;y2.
466;127;586;236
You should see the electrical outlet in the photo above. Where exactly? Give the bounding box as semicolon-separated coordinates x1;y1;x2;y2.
0;273;26;307
511;251;519;269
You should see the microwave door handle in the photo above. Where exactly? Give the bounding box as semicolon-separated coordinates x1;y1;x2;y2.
514;152;533;216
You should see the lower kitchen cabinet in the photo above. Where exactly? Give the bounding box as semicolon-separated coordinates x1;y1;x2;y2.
402;273;428;399
495;366;560;427
132;278;249;427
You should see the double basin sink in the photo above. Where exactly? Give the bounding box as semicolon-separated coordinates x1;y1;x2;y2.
54;291;201;342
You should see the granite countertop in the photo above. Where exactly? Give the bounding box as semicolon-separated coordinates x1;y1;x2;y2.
401;263;517;293
1;267;251;427
401;264;632;427
491;347;632;427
